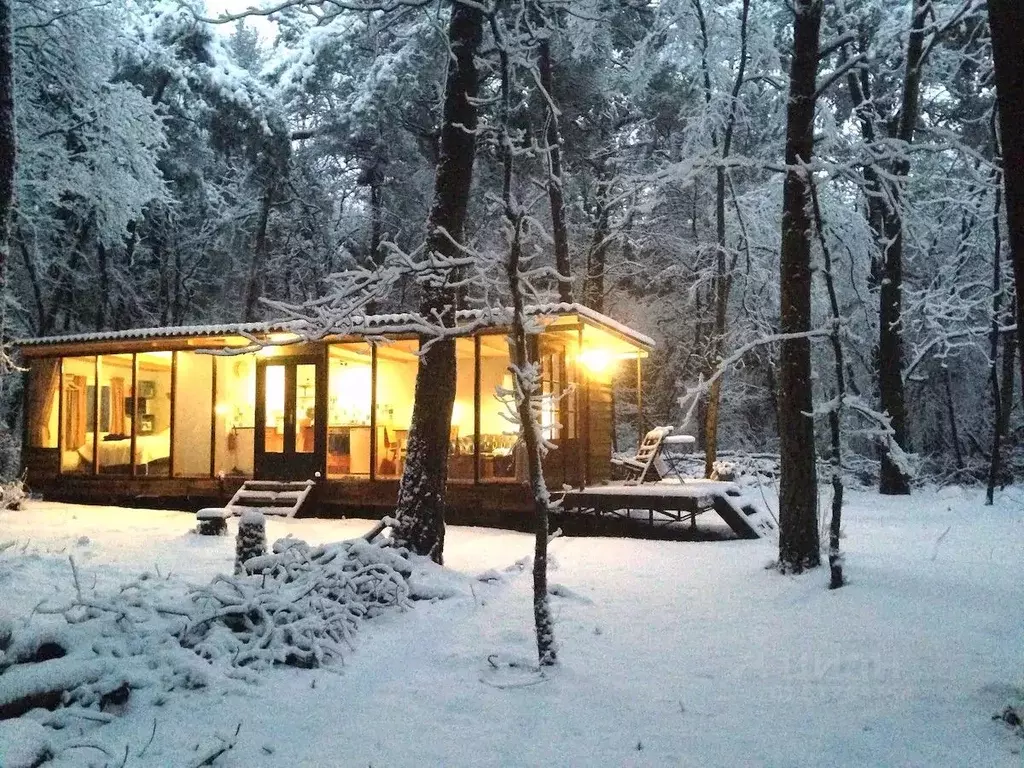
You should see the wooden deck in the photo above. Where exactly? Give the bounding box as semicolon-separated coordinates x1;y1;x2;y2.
560;480;777;540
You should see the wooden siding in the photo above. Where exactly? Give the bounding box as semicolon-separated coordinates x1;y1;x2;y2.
587;380;613;485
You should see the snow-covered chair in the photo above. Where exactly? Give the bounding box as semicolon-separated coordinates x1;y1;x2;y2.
611;426;675;484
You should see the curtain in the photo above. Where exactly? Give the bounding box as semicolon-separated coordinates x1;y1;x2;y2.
63;375;87;448
110;377;125;434
26;359;59;447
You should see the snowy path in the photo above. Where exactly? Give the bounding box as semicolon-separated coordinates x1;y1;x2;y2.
0;490;1021;766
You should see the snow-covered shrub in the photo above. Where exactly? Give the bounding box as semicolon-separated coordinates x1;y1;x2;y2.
234;510;266;574
0;474;26;510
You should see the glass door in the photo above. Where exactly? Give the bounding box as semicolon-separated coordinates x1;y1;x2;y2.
255;357;323;480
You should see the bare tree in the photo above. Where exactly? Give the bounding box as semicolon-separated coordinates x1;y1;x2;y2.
777;0;822;573
391;2;484;563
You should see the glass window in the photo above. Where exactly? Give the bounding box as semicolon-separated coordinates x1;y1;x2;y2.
25;359;59;449
327;343;373;478
60;356;96;474
478;336;518;482
449;338;476;480
215;354;255;477
262;363;286;454
133;352;172;476
173;351;213;477
373;339;418;479
97;353;135;475
295;364;317;454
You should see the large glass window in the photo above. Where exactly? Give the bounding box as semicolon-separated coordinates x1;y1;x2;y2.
96;353;135;475
478;336;518;482
173;351;213;477
449;338;476;480
133;352;172;476
374;339;418;479
25;359;59;449
60;356;96;474
327;343;373;477
214;354;255;477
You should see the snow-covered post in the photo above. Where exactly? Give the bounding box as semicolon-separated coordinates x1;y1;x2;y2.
234;510;266;575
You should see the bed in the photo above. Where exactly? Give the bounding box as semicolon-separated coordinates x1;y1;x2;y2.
76;429;171;472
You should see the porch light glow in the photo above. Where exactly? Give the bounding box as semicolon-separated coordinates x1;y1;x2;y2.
578;349;614;374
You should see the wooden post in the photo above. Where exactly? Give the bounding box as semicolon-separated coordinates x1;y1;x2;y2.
473;334;481;485
57;359;64;465
92;356;100;475
168;352;177;478
578;325;588;489
370;343;377;481
636;355;644;450
209;356;217;478
131;354;140;478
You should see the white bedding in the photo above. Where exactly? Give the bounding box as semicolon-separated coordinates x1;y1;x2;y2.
78;430;171;467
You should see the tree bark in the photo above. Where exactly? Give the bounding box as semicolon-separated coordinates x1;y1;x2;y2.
696;0;750;478
777;0;821;573
809;179;845;588
391;2;483;563
243;185;274;322
537;35;571;304
988;0;1024;405
986;171;1004;504
0;0;14;382
877;0;928;495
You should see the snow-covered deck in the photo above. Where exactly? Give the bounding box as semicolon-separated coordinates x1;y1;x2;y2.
560;480;777;539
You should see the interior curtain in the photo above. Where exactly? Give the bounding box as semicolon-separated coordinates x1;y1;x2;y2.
63;375;87;448
110;377;125;433
26;359;59;447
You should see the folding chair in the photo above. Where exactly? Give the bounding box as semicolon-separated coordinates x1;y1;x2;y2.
611;425;674;484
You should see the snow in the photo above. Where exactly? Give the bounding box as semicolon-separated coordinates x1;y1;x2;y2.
1;492;1022;766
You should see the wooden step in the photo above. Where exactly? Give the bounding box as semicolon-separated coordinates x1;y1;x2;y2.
224;478;317;519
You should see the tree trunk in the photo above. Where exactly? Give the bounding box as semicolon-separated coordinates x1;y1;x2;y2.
244;185;274;322
809;179;845;588
0;0;13;384
777;0;821;573
988;0;1024;404
877;0;927;494
391;3;483;564
695;0;751;480
537;36;571;304
986;174;1004;505
583;164;610;313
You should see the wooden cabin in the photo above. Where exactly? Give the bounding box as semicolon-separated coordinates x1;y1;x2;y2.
17;304;652;526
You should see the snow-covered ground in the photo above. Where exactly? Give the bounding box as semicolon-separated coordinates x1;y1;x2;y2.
1;488;1022;767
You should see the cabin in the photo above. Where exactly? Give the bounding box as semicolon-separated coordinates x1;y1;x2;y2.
17;304;652;527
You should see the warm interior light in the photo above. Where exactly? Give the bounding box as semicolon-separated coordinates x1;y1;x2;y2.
214;403;229;416
579;349;613;374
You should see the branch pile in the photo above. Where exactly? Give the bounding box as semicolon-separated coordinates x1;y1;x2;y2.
0;534;446;730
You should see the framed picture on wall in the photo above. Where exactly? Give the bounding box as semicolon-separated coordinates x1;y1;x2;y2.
137;380;157;398
139;414;155;434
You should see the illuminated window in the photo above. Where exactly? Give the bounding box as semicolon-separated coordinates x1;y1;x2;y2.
25;359;59;449
214;354;255;477
174;352;213;477
327;343;373;478
60;356;96;474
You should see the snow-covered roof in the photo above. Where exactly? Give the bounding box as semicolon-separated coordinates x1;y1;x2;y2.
15;303;655;351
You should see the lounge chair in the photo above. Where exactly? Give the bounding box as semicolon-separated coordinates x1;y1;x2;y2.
611;425;675;484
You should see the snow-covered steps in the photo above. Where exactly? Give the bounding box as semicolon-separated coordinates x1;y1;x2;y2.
709;488;777;540
225;479;316;518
